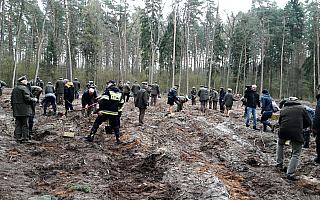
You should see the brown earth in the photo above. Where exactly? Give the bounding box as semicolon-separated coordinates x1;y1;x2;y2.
0;87;320;200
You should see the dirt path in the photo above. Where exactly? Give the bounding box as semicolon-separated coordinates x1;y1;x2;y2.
0;88;320;199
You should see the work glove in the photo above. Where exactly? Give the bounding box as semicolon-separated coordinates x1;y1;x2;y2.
32;98;38;102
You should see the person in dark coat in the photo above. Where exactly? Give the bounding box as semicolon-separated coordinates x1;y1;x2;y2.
36;76;41;86
150;81;160;106
123;81;131;102
260;89;274;132
118;81;124;91
198;85;209;113
82;88;97;117
11;76;37;143
31;86;42;103
167;85;179;116
41;93;57;116
190;86;197;105
312;84;320;163
84;80;124;144
73;78;81;99
0;80;7;96
219;87;226;113
39;80;44;93
302;105;315;148
64;81;74;115
131;81;140;102
244;85;260;130
212;88;219;110
55;77;64;105
28;83;37;139
223;88;238;117
45;82;55;94
276;97;311;181
135;83;149;125
176;96;188;112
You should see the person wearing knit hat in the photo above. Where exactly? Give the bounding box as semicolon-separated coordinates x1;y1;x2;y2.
260;89;275;132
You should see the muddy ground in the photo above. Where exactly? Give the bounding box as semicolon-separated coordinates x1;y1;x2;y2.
0;88;320;200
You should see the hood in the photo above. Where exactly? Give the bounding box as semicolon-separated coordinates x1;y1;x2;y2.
66;82;74;88
109;85;120;92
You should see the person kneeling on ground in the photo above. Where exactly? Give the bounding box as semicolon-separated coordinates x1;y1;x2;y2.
275;97;311;181
175;96;188;112
167;85;179;116
41;93;57;116
84;80;124;144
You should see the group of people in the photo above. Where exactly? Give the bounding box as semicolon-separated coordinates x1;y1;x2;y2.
8;76;320;182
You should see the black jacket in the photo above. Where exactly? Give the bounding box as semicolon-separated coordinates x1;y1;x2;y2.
82;89;97;107
279;101;312;142
99;85;124;115
313;94;320;130
64;83;74;102
244;89;260;108
131;84;140;95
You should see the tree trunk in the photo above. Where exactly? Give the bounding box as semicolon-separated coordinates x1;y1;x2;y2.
8;2;13;57
0;0;5;79
260;18;265;96
280;17;285;99
12;2;23;87
35;0;51;81
235;45;243;94
124;2;127;82
64;0;72;81
172;0;177;87
115;13;123;81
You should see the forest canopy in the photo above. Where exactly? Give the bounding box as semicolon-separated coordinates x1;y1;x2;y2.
0;0;318;100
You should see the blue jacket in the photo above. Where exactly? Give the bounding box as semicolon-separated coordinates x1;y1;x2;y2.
99;85;124;115
41;93;56;104
168;88;178;100
261;94;273;113
303;105;315;132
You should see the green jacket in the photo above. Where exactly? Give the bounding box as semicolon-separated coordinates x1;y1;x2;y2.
11;82;34;117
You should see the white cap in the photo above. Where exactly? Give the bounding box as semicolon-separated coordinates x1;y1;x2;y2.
252;85;257;88
89;88;94;93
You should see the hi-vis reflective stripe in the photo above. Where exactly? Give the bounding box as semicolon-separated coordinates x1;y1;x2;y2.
101;110;118;115
109;91;122;101
101;95;109;100
120;100;124;103
118;108;123;112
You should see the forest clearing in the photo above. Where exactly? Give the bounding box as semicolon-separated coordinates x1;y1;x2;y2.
1;87;320;199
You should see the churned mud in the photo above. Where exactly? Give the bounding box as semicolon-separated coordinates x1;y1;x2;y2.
0;88;320;199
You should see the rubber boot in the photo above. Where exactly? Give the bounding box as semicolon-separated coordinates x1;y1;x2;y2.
115;132;122;144
84;129;95;142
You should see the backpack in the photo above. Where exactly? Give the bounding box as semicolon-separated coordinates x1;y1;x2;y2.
272;101;280;113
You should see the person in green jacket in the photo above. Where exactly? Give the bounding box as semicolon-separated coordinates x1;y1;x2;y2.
11;76;37;143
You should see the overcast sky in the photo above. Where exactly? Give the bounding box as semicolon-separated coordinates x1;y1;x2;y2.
38;0;288;17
